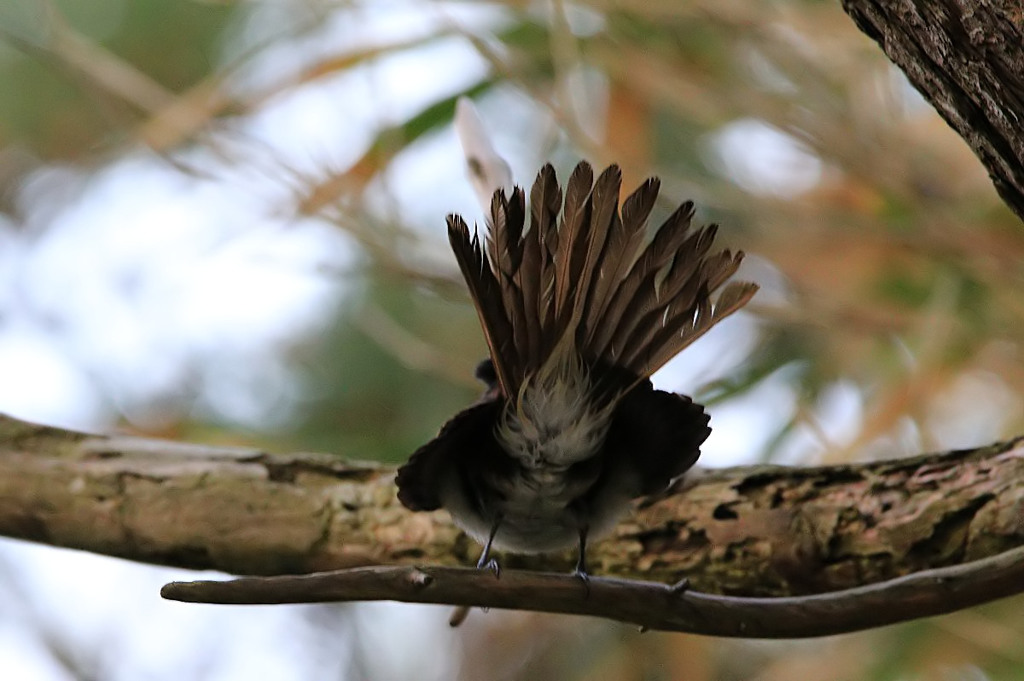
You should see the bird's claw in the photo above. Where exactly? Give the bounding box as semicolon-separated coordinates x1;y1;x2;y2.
477;557;501;578
572;568;591;597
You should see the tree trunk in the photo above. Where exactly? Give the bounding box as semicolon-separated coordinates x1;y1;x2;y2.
841;0;1024;221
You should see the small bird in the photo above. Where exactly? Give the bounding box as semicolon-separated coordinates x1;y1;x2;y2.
396;161;757;578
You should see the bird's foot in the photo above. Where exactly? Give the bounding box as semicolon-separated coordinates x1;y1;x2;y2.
477;556;501;578
669;577;690;595
571;567;591;597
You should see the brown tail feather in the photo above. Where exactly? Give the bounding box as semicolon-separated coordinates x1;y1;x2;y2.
638;279;759;377
588;201;698;362
611;242;740;371
528;164;562;367
487;189;530;372
580;167;635;344
557;163;595;333
450;161;757;398
447;215;518;395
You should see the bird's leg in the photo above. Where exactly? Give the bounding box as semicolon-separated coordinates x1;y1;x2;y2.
476;519;502;577
572;526;591;595
452;520;502;624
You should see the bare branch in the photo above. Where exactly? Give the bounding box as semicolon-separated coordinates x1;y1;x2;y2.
161;542;1024;638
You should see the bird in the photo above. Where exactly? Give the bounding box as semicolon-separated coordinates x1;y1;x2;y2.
395;160;757;579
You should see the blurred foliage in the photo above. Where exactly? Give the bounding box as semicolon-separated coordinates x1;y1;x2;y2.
0;0;234;162
3;0;1024;679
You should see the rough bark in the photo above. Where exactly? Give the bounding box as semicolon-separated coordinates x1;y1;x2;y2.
3;413;1023;599
841;0;1024;221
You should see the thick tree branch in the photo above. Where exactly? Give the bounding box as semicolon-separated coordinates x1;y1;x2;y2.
2;413;1024;602
841;0;1024;220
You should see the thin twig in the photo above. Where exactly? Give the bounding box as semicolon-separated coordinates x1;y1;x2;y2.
162;543;1024;639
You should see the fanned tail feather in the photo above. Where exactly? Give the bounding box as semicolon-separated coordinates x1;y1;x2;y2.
587;200;698;362
580;170;648;346
553;162;595;329
529;165;562;365
447;215;518;395
450;161;758;399
487;189;529;372
609;228;734;372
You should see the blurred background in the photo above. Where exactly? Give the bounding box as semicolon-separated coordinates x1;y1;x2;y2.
1;0;1023;679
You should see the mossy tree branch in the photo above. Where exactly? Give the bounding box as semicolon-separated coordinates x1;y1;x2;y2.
2;413;1023;602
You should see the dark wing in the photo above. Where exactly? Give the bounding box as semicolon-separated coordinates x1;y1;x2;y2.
395;399;504;511
600;382;711;495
